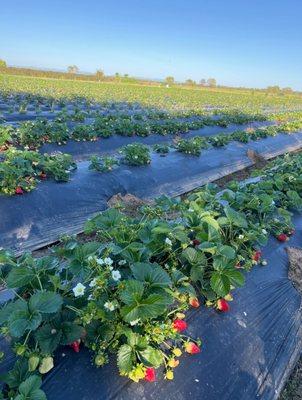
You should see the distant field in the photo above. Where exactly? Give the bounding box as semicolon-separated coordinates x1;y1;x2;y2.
1;73;302;113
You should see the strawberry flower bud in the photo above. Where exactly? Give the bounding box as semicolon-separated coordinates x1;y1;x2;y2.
172;348;182;357
165;370;174;380
224;293;233;302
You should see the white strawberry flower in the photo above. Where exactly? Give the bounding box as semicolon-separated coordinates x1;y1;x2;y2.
130;319;140;326
111;270;121;281
238;234;244;240
262;229;267;235
104;257;113;265
104;301;116;311
165;237;172;246
72;283;86;297
96;258;105;265
89;278;97;287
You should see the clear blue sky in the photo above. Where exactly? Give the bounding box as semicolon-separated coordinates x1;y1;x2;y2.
1;0;301;89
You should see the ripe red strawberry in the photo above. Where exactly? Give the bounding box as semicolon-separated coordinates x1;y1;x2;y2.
15;186;24;195
217;298;230;312
39;171;47;179
185;342;201;354
277;233;288;242
192;239;201;246
172;319;188;332
144;367;156;382
252;250;262;262
69;340;80;353
189;297;200;308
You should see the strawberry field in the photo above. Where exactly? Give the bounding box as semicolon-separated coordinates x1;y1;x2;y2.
0;74;302;400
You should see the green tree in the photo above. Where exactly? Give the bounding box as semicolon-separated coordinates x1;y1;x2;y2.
96;69;105;80
0;59;7;68
199;79;206;86
67;65;79;74
165;76;175;85
266;85;281;94
207;78;217;87
185;79;196;86
114;72;121;82
282;87;293;95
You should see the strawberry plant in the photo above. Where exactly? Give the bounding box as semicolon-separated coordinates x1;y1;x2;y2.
208;134;231;147
72;125;97;142
89;155;119;172
153;143;170;154
0;125;14;149
47;122;70;144
121;143;151;166
17;120;49;148
41;153;76;182
175;136;208;156
71;109;87;122
0;148;76;194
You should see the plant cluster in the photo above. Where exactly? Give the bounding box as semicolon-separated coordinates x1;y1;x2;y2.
0;148;76;195
152;143;170;155
1;152;302;398
120;143;151;166
89;155;119;172
175;136;208;156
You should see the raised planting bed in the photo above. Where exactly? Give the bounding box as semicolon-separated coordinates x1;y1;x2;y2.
2;130;302;253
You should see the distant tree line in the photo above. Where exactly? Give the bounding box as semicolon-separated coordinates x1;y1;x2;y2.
266;85;294;95
0;60;145;84
165;76;217;87
0;58;297;94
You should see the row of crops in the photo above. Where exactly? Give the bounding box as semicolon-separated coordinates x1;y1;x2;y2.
1;151;302;398
2;117;302;196
2;73;302;112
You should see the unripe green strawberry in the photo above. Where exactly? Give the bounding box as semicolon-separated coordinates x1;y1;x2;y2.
39;356;54;374
15;344;27;356
28;355;40;372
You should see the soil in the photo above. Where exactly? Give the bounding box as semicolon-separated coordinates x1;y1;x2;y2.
286;247;302;296
214;164;255;187
279;247;302;399
247;149;268;168
107;193;149;217
214;149;267;187
280;358;302;400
